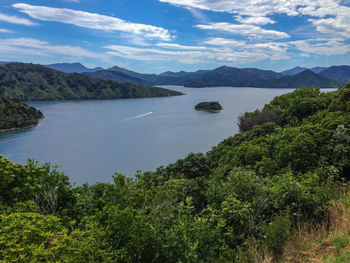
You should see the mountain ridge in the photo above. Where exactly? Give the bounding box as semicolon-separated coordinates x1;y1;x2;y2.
0;62;182;101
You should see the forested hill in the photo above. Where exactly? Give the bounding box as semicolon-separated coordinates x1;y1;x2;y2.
263;69;340;88
0;63;182;101
1;84;349;262
0;97;43;131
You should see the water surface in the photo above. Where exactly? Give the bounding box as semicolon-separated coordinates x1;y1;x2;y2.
0;86;296;184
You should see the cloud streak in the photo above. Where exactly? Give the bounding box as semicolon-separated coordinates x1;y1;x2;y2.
195;22;290;39
0;37;106;59
0;12;37;26
13;3;172;40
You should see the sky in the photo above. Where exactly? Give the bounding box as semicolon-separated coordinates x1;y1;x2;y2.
0;0;350;73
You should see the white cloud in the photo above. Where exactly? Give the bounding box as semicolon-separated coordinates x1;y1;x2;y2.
308;6;350;38
195;22;290;39
156;43;207;50
235;15;276;25
290;38;350;55
0;12;37;26
160;0;350;38
159;0;341;17
203;38;245;47
0;38;106;59
13;3;172;40
104;40;290;65
0;28;12;33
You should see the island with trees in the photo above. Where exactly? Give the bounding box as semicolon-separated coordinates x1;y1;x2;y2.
0;97;43;132
195;101;223;112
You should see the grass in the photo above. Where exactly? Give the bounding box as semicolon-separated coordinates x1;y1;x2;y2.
248;190;350;263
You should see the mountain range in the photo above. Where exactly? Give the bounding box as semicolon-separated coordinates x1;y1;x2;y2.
46;63;104;73
262;70;340;89
82;64;348;88
1;61;348;89
280;66;327;76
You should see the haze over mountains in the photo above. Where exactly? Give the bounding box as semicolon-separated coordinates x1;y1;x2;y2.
81;63;348;88
46;63;104;73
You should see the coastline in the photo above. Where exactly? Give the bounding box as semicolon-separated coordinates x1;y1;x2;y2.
195;108;223;113
0;117;44;133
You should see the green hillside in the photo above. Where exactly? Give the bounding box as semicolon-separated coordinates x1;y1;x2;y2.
0;85;349;262
264;69;340;88
0;97;43;131
0;63;182;101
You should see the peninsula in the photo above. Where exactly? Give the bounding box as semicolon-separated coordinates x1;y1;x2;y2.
0;97;43;132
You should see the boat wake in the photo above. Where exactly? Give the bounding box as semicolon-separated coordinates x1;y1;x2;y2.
117;112;153;123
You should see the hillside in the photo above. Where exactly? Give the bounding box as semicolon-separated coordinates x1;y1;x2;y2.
264;69;340;88
0;63;182;101
46;63;104;73
182;66;282;87
1;84;349;262
280;66;308;76
320;65;350;84
280;66;327;76
85;66;186;86
0;97;43;131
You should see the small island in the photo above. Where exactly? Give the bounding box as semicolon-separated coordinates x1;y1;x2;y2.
194;101;223;113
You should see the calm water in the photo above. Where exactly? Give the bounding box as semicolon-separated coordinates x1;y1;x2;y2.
0;86;295;184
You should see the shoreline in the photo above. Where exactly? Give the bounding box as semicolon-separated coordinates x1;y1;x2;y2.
195;108;223;113
0;117;44;133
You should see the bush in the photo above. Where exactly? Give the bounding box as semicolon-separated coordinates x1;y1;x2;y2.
238;109;283;132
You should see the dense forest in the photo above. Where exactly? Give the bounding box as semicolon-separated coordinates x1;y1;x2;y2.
0;97;43;131
0;85;349;262
0;63;182;101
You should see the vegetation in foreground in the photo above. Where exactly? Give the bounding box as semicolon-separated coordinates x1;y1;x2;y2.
0;97;43;131
195;101;223;112
0;62;182;101
0;85;349;262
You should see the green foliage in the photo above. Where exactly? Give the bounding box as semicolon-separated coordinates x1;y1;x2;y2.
0;212;106;262
238;109;283;132
195;101;223;112
0;62;182;101
1;86;349;261
332;234;350;255
0;97;43;130
261;214;291;254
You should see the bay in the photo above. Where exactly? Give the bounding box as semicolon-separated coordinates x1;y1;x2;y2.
0;86;298;184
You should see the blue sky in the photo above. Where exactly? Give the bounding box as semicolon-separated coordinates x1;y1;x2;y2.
0;0;350;73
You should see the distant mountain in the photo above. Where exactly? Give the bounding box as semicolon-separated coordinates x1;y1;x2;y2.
46;63;104;73
264;70;340;89
83;64;348;88
281;66;327;76
182;66;282;87
0;63;182;101
281;66;308;76
87;65;282;87
159;71;191;77
159;70;209;77
310;67;327;74
319;65;350;84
